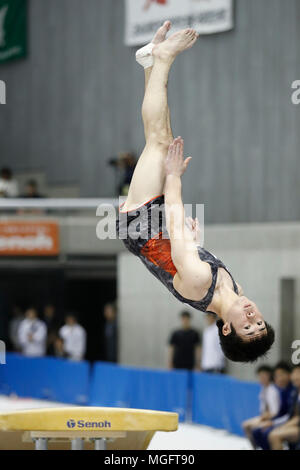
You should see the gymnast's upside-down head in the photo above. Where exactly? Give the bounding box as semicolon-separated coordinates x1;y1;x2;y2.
216;296;275;363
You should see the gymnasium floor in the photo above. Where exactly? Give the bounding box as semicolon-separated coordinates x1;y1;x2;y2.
0;395;251;450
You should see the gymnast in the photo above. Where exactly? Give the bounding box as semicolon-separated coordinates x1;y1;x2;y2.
117;21;274;362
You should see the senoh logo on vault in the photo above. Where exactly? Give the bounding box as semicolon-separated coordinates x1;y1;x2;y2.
66;419;111;429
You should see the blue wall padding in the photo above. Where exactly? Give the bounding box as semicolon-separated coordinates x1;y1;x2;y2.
192;372;260;436
89;362;189;422
0;354;262;435
0;353;89;404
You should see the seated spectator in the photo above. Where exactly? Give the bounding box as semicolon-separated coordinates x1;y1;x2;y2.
243;365;280;448
201;313;225;374
21;179;44;198
18;179;45;215
0;167;19;197
268;365;300;450
18;307;47;357
59;313;86;361
252;361;296;450
168;311;201;371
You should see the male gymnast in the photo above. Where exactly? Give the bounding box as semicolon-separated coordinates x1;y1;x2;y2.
117;22;275;362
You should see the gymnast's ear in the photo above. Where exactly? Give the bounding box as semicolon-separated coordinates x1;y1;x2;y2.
222;322;232;336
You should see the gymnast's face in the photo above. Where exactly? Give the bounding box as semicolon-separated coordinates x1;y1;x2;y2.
222;296;267;340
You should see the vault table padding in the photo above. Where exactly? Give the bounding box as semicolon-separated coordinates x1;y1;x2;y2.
0;406;178;450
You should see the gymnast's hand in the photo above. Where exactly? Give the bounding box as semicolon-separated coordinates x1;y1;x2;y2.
165;137;192;177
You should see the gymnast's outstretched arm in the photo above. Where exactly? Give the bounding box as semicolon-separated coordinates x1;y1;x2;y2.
164;138;192;247
164;138;211;296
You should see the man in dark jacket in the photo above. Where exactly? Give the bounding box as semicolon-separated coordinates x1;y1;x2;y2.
168;311;201;370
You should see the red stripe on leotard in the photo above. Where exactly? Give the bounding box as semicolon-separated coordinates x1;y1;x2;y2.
140;232;177;277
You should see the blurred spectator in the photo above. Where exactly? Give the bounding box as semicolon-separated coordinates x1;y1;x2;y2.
108;151;137;196
243;365;280;449
43;304;58;356
168;311;201;371
0;167;19;197
8;306;24;352
18;307;47;357
59;313;86;361
118;152;137;196
269;365;300;450
21;179;44;198
200;313;225;373
104;302;118;363
252;361;296;450
18;179;45;215
53;336;68;359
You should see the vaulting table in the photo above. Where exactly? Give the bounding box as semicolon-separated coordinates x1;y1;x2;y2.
0;407;178;450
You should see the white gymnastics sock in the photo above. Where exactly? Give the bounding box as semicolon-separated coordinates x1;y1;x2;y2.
136;43;155;69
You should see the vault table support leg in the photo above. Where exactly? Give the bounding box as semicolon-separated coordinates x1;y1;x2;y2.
34;438;48;450
94;438;107;450
71;438;84;450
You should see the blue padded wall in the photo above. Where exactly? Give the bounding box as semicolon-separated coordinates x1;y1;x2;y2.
0;353;89;405
89;362;189;422
192;372;260;436
0;355;262;436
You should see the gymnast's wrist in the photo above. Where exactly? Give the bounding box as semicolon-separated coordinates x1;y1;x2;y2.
166;173;182;181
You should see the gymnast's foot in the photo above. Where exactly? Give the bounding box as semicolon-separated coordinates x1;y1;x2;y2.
152;20;172;44
153;28;198;61
135;21;172;69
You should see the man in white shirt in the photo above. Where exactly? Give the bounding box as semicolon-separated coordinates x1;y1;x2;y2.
18;308;47;357
0;167;19;197
59;313;86;361
201;314;225;373
242;365;280;449
268;365;300;450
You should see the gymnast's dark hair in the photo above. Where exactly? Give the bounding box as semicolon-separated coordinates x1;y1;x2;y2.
216;319;275;363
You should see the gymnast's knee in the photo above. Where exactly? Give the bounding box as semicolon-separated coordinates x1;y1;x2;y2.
145;129;173;148
268;429;281;445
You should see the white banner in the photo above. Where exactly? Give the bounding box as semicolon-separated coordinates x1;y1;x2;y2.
125;0;234;46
